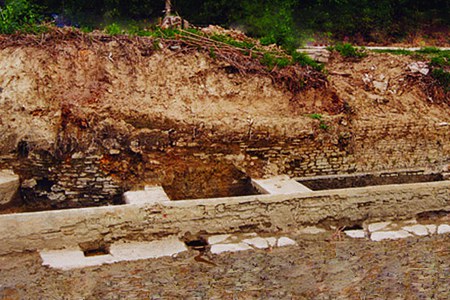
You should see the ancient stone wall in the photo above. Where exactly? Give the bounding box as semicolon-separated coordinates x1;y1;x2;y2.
0;120;447;208
0;152;121;210
0;181;448;255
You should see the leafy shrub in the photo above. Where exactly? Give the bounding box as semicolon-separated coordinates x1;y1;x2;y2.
211;33;255;49
0;0;44;34
291;51;323;71
105;22;122;35
330;43;367;58
259;36;277;46
429;51;450;67
260;52;290;69
431;68;450;92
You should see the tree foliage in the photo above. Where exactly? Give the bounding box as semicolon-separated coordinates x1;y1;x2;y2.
1;0;449;45
0;0;44;34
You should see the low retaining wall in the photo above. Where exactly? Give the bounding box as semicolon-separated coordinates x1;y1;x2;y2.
0;181;449;255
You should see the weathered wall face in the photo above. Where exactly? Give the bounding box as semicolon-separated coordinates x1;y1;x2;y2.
0;153;121;210
0;181;448;255
0;119;448;208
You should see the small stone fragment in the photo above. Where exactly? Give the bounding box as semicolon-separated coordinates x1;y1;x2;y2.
208;234;231;245
210;243;252;254
242;237;269;249
265;237;277;247
402;225;429;236
277;237;297;247
344;230;366;239
0;169;20;206
368;221;391;232
424;224;437;234
437;224;450;234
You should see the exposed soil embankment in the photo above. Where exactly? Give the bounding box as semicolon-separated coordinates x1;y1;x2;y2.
0;29;449;209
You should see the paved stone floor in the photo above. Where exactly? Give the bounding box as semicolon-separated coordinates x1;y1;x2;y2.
0;230;449;299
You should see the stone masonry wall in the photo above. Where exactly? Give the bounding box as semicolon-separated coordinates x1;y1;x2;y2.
0;120;448;208
0;152;121;209
0;181;448;255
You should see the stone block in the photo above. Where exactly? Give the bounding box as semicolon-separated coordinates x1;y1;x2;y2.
344;230;366;239
123;186;171;205
242;237;269;249
402;225;429;236
252;175;312;195
437;224;450;234
208;234;231;245
277;237;297;247
370;230;412;241
211;243;252;254
368;221;391;232
0;169;19;206
40;237;187;270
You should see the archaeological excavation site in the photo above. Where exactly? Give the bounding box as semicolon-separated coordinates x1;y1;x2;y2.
0;27;449;299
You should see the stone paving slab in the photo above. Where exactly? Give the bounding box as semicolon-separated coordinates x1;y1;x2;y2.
40;237;187;270
251;175;312;195
123;186;171;205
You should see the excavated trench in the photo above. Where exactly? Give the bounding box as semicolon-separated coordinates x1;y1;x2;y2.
298;171;446;191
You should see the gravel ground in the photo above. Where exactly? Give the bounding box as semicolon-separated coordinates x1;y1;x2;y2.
0;232;448;300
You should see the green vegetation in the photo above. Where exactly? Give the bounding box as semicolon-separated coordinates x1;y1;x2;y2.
260;53;291;69
12;0;447;47
291;52;323;71
319;122;329;131
328;43;367;59
104;22;122;35
307;113;329;130
371;49;413;56
0;0;45;34
431;68;450;92
210;33;255;49
307;113;322;120
0;1;447;77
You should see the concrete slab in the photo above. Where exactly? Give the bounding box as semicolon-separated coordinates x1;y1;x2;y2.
0;169;19;206
123;186;171;205
252;175;312;195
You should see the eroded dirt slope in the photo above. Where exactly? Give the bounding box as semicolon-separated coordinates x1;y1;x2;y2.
1;31;447;155
0;30;449;206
